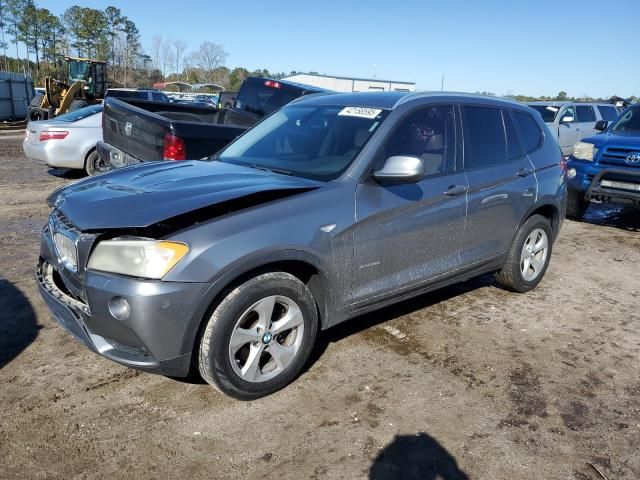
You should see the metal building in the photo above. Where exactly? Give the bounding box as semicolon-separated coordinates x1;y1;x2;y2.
282;73;415;93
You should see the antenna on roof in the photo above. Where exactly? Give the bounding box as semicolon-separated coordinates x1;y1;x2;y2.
441;74;445;91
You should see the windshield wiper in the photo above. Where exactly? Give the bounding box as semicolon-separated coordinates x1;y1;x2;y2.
249;164;292;176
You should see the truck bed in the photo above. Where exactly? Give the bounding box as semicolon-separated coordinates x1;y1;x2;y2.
102;97;254;162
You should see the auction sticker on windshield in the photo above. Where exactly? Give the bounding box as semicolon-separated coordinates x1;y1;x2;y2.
338;107;383;119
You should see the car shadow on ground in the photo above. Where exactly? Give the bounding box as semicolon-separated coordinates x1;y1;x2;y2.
0;279;40;369
307;274;495;371
581;203;639;232
47;167;86;180
369;432;469;480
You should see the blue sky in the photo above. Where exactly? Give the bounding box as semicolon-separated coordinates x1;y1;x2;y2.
44;0;639;98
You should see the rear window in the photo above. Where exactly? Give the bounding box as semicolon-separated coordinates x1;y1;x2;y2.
529;105;560;123
107;90;149;100
576;106;596;122
462;106;508;169
513;111;542;153
235;79;303;117
51;104;103;122
151;92;168;102
597;105;618;122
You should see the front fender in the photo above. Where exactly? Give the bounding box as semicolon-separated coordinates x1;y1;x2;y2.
177;247;333;357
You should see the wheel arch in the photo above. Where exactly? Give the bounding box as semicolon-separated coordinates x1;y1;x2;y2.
520;202;560;239
183;250;332;372
83;145;97;167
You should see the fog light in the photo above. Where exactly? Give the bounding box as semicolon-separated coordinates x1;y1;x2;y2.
108;296;130;321
567;168;577;179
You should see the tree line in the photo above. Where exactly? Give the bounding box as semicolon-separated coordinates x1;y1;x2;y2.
0;1;635;99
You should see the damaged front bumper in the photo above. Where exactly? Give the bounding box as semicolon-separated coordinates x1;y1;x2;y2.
36;223;210;377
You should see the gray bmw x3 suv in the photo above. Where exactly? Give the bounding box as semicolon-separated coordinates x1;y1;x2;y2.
38;92;567;399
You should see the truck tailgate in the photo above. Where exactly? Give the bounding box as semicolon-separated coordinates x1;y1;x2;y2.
102;97;253;162
103;97;167;161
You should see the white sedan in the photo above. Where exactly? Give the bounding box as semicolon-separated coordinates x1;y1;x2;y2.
23;105;108;176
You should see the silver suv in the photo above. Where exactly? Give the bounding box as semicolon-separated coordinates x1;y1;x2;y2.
528;102;621;156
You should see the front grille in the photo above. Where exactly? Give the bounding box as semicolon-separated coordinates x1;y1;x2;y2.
599;147;640;168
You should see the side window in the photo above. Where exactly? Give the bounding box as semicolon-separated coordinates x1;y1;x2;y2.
561;106;576;123
513;111;543;153
597;105;618;122
462;106;507;169
380;105;456;177
503;110;524;160
576;106;596;123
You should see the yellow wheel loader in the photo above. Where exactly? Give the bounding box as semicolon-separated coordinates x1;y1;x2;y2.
29;56;107;121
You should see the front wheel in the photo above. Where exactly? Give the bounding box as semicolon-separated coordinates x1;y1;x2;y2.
198;272;318;400
496;214;553;293
566;189;589;219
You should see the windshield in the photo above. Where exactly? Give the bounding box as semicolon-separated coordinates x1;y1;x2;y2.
52;104;102;122
68;60;90;82
529;105;560;123
218;105;390;181
610;106;640;133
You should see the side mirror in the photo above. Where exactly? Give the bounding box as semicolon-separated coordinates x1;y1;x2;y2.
373;155;424;185
594;120;608;132
560;115;574;124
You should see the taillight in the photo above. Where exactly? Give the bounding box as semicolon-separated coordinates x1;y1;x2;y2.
264;80;281;89
163;133;186;160
39;131;68;141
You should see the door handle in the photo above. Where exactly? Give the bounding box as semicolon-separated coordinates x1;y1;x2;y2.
516;167;534;177
443;185;468;196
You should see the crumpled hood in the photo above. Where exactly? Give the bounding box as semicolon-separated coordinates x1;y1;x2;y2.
53;160;321;230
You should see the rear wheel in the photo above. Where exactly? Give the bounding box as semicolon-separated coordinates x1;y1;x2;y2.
68;99;89;112
28;95;46;121
566;189;589;219
85;150;110;176
496;214;553;293
198;272;318;400
30;94;44;107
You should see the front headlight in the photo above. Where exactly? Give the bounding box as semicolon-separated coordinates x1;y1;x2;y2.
573;142;598;161
87;239;189;279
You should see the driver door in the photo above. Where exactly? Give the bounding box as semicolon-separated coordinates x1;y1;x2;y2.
350;105;467;305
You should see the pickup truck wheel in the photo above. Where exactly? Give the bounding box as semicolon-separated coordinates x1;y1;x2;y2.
496;214;553;293
566;189;589;219
198;272;318;400
85;150;110;176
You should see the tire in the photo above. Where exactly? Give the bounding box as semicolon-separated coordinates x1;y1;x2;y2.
28;95;46;121
566;189;589;219
84;149;110;176
30;94;44;107
68;99;89;112
198;272;318;400
496;214;553;293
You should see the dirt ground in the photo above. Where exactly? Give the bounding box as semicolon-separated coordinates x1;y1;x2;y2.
0;132;638;480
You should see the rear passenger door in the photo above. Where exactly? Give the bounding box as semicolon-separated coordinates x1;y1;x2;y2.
460;105;537;266
575;105;597;139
